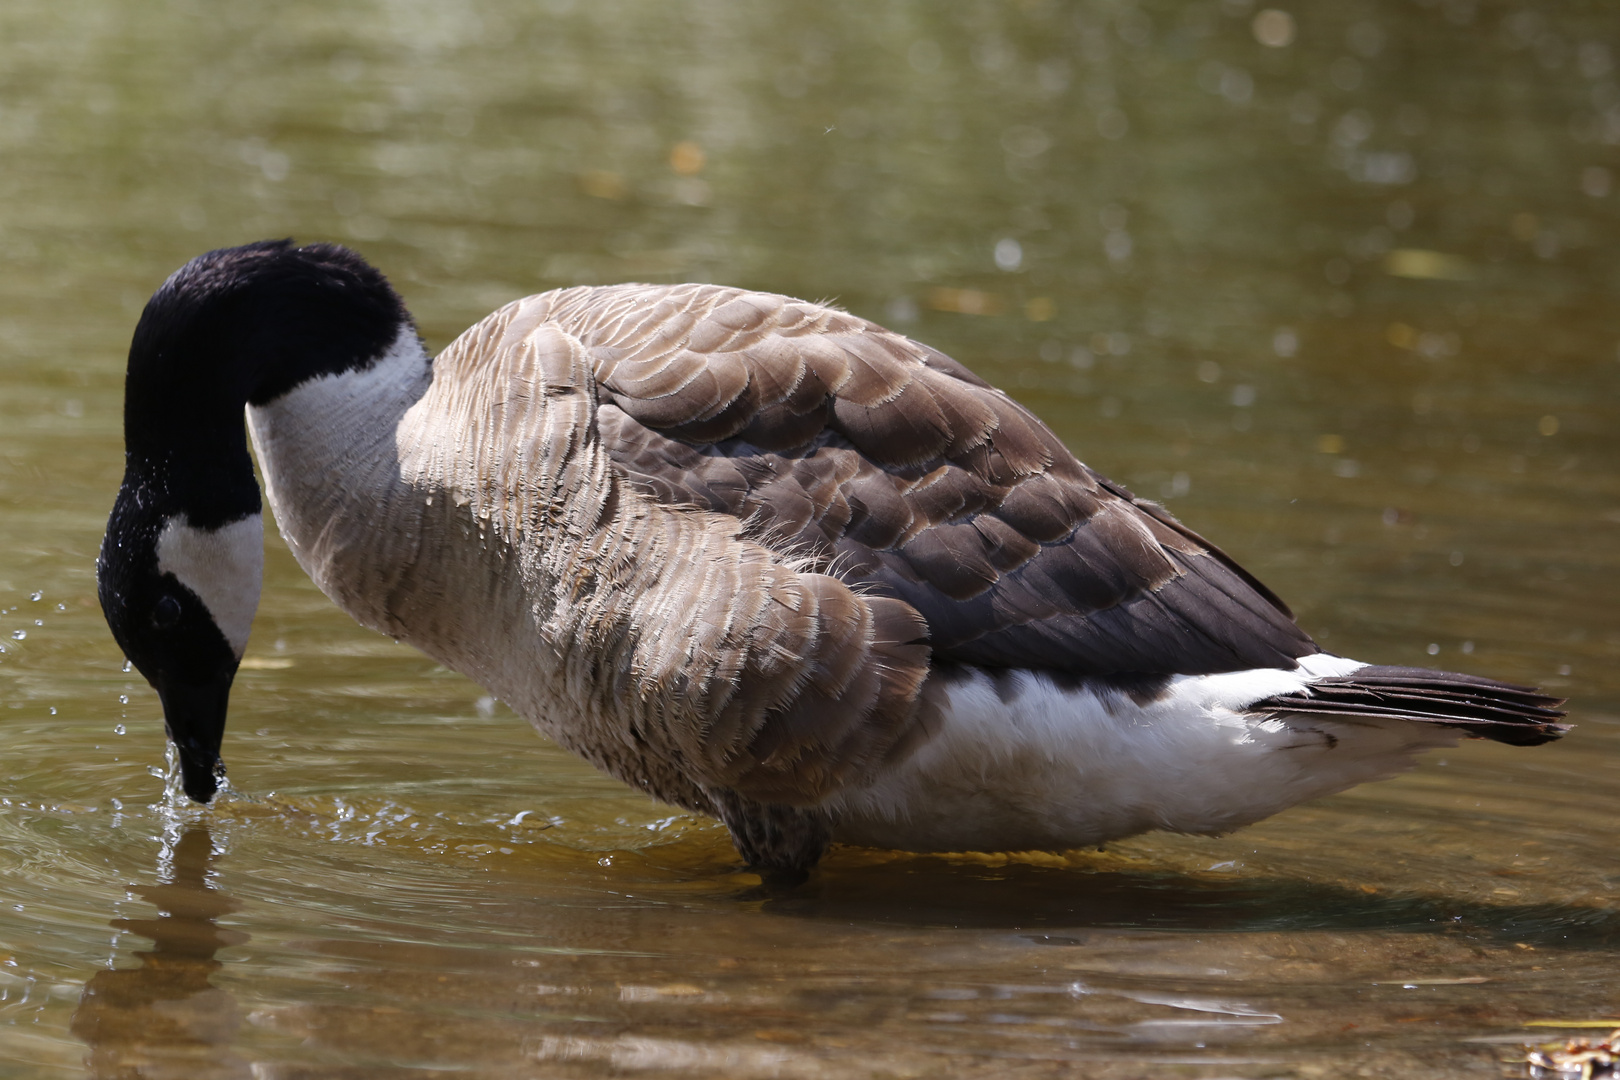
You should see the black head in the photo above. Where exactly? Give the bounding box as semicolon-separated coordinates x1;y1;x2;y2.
101;240;408;802
125;239;410;455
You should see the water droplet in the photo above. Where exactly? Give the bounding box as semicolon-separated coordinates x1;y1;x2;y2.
1461;641;1475;654
1426;643;1440;655
114;724;125;735
48;707;56;716
1252;9;1295;48
10;630;24;641
33;619;42;627
29;592;41;602
118;695;128;705
110;798;122;810
994;237;1023;272
147;764;164;779
54;603;64;612
122;661;132;673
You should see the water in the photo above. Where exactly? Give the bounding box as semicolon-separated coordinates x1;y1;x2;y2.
2;0;1618;1075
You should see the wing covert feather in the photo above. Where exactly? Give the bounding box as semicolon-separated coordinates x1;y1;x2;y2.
533;283;1316;677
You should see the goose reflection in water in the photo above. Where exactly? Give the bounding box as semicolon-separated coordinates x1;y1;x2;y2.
71;826;250;1079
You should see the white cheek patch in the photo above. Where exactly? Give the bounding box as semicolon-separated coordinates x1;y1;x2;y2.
155;513;264;658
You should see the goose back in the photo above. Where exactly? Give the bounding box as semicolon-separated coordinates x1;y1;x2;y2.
528;283;1317;678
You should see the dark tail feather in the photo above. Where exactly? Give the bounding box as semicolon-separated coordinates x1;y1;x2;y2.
1250;665;1568;747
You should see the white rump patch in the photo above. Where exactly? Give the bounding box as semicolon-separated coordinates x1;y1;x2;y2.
155;513;264;657
832;656;1460;854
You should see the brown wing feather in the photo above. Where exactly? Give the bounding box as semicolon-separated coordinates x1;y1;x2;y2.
545;283;1317;677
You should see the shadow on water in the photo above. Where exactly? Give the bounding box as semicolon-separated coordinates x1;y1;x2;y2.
752;856;1620;950
70;825;249;1080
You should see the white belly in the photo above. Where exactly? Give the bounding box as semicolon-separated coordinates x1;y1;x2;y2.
830;655;1460;853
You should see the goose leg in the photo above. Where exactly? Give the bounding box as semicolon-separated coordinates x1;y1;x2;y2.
708;789;833;885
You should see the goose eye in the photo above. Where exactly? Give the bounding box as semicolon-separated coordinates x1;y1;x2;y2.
152;594;182;629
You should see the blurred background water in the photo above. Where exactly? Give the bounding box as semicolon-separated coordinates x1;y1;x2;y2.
1;0;1617;1076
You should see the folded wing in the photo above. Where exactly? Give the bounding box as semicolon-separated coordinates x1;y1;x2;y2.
531;283;1318;678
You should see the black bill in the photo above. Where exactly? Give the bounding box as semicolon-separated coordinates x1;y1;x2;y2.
156;674;234;803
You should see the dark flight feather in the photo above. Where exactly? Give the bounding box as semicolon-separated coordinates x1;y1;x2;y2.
1251;666;1568;746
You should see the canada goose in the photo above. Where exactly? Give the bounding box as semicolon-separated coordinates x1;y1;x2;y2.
98;240;1565;877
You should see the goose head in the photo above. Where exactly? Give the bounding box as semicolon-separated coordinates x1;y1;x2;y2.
97;239;410;803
